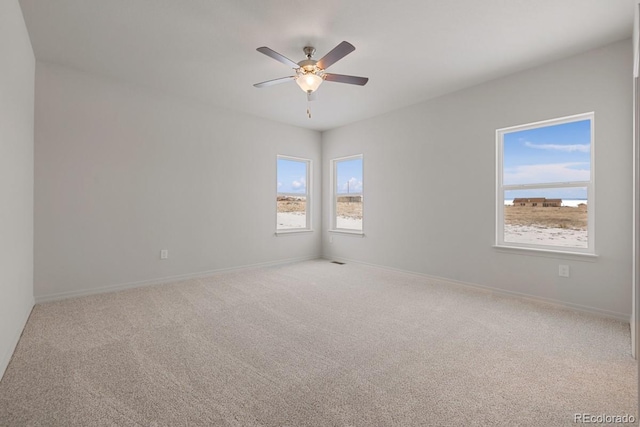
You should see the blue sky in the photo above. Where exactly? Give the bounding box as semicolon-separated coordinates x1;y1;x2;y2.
336;158;363;195
277;157;363;195
277;158;307;194
504;119;590;199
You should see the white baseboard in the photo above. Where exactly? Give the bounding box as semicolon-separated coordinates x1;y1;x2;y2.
323;254;630;323
35;253;631;323
0;297;34;382
35;255;318;304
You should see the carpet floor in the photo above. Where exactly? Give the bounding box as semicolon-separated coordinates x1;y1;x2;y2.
0;259;636;426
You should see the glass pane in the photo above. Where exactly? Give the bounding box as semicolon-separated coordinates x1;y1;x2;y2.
336;158;363;196
277;158;308;230
277;195;306;230
336;195;363;230
335;157;363;231
503;119;591;186
504;188;588;248
277;158;307;195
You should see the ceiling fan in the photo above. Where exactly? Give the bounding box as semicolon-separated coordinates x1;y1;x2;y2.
253;41;369;116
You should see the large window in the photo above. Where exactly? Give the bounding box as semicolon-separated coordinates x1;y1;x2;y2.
277;155;311;232
331;155;363;233
496;113;594;253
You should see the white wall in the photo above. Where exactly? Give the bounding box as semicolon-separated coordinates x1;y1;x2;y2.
323;39;633;320
34;63;322;300
0;0;35;378
31;37;632;319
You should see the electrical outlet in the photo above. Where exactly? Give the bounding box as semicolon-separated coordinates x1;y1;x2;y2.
558;264;570;278
160;249;168;260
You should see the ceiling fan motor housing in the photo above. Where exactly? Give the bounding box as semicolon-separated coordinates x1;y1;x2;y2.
299;47;324;76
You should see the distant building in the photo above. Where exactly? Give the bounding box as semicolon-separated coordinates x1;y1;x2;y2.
512;198;562;207
337;195;363;203
543;199;562;207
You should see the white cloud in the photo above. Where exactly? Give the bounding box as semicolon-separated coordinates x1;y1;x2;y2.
339;177;363;193
504;162;589;185
524;141;590;153
291;177;306;192
277;182;282;188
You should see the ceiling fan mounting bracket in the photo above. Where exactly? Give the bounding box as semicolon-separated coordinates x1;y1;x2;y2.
303;46;316;59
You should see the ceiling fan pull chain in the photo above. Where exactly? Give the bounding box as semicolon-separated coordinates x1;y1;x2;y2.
307;96;312;118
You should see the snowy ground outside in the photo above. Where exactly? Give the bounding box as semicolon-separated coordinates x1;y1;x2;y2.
504;224;587;248
336;216;362;230
277;213;363;230
277;212;306;229
279;213;583;247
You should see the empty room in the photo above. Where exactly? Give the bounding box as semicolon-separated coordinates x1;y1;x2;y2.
1;0;639;425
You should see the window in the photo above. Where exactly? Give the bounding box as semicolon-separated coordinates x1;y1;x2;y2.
496;113;594;253
277;156;311;232
331;155;363;233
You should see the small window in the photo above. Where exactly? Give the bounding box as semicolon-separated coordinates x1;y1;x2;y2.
331;155;363;233
277;156;311;232
496;113;594;253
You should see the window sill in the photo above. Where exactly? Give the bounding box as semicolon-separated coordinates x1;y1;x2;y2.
492;245;598;262
329;229;365;237
275;229;313;236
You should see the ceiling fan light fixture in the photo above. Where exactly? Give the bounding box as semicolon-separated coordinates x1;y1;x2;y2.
296;72;323;93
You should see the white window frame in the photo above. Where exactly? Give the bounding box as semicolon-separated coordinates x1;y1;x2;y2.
330;154;364;235
496;112;595;255
276;155;312;234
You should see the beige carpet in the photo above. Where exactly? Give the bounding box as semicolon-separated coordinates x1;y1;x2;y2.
0;260;636;426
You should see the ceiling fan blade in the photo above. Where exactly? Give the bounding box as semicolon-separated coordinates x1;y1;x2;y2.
256;47;299;69
316;41;355;70
324;73;369;86
253;76;295;88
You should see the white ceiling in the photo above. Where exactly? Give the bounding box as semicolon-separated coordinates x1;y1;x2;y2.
19;0;635;131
